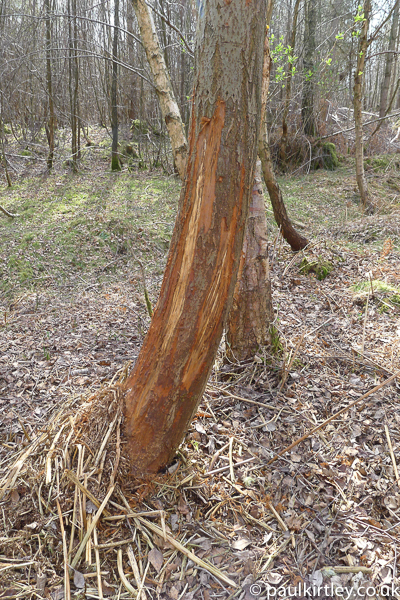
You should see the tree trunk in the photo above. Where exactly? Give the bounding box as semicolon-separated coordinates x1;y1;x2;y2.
259;33;309;251
131;0;187;179
225;161;273;361
302;0;318;137
379;0;399;118
225;29;274;361
123;0;267;476
45;0;55;170
354;0;373;212
111;0;121;171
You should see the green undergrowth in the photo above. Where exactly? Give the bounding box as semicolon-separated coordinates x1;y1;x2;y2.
299;256;333;280
0;170;180;302
276;156;400;250
1;150;399;305
352;280;400;311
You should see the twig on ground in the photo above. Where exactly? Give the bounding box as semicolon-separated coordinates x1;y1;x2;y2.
267;370;400;465
385;424;400;487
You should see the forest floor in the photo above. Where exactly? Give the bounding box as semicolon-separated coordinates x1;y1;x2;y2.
0;135;400;600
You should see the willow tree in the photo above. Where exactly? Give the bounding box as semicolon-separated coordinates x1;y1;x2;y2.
123;0;267;475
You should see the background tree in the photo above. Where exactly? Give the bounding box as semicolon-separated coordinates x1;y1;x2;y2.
379;0;399;118
301;0;318;137
353;0;372;212
111;0;121;171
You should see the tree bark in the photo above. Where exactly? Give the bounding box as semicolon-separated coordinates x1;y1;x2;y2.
379;0;399;118
225;160;273;361
354;0;373;213
131;0;187;179
302;0;318;137
123;0;267;476
226;29;274;360
111;0;121;171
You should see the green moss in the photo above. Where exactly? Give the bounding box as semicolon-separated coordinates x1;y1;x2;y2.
299;257;333;280
322;143;339;170
19;149;32;157
364;155;391;171
111;156;121;172
21;232;35;244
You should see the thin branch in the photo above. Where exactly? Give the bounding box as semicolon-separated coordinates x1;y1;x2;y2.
318;109;400;140
268;370;400;466
145;1;194;57
366;50;400;61
367;0;400;46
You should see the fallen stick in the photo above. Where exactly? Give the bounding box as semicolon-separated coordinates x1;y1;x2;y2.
70;485;115;570
268;370;400;466
385;424;400;487
0;204;18;218
136;516;237;588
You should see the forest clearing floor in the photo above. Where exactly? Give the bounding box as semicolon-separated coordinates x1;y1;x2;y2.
0;147;400;600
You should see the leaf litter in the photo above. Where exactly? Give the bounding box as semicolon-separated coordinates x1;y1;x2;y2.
1;156;400;600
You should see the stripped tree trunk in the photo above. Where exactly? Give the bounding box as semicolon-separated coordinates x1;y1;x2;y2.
259;33;308;251
123;0;267;476
134;0;274;363
131;0;187;179
354;0;373;212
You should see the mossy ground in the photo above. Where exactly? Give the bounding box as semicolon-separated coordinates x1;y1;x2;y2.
1;140;399;306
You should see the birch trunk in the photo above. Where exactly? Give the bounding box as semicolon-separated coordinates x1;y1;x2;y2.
123;0;267;476
131;0;187;178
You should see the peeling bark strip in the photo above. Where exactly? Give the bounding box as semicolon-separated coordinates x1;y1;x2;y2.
124;0;267;476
